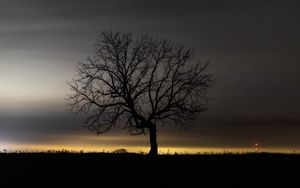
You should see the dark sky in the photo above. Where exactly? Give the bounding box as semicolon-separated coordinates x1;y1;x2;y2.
0;0;299;152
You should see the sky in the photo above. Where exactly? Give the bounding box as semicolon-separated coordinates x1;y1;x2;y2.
0;0;299;153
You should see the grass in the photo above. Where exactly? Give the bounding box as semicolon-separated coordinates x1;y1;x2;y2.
0;152;299;186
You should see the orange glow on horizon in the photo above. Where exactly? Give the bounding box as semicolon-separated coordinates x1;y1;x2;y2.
1;143;298;154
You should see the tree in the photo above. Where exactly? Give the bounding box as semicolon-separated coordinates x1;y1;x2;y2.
68;30;214;155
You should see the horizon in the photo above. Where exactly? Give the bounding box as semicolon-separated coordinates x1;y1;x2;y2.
1;0;300;153
1;144;299;154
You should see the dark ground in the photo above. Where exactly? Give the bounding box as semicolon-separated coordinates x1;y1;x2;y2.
0;153;298;187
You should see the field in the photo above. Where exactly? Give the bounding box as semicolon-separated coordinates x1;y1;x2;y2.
0;153;298;186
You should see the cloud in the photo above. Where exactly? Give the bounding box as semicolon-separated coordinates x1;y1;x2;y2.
0;0;299;150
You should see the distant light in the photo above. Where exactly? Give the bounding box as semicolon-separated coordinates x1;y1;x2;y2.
255;143;260;152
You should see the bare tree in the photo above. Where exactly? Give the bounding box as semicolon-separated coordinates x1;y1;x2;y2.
68;30;214;155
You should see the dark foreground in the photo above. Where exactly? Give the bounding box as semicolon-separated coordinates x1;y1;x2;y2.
0;153;299;187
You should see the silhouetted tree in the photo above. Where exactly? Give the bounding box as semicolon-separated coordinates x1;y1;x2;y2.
68;30;214;155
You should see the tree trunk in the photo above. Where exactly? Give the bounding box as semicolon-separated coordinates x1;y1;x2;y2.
148;125;158;156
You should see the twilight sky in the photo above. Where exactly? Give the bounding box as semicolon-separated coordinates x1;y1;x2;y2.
0;0;300;153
